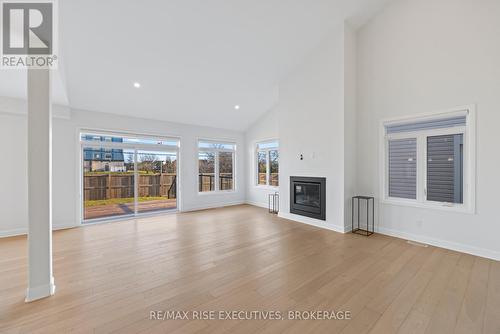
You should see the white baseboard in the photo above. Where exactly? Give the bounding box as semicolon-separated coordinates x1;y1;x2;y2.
378;226;500;261
245;200;268;209
25;276;56;302
0;224;79;238
181;201;246;213
245;202;347;233
0;228;28;238
278;212;346;233
53;223;79;231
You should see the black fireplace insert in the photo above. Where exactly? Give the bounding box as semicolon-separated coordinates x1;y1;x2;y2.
290;176;326;220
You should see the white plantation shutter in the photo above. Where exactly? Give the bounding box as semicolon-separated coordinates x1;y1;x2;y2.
388;138;417;199
427;134;463;203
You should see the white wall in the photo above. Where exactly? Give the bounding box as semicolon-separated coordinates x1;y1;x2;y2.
245;106;280;208
0;113;28;236
245;23;356;232
357;0;500;259
0;106;246;236
276;26;347;232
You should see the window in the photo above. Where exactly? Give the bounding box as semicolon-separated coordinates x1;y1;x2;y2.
198;140;236;192
198;152;215;192
257;151;267;185
218;152;234;191
269;150;279;186
256;140;279;187
80;132;179;221
382;107;475;212
426;134;463;204
388;138;417;199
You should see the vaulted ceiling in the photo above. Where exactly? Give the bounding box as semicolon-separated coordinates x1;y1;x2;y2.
0;0;392;130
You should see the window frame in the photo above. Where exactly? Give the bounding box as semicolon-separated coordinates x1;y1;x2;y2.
255;140;279;188
197;139;236;194
78;129;181;223
380;106;476;214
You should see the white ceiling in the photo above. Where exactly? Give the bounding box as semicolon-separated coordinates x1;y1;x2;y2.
0;0;391;130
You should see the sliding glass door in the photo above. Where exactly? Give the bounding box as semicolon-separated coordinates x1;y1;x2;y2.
81;133;179;222
83;148;135;220
136;151;177;214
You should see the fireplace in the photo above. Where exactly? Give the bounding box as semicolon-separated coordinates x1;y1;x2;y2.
290;176;326;220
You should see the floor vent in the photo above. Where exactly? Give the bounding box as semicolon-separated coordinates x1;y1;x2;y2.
407;240;429;248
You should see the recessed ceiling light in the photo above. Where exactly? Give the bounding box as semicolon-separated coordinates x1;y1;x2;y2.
133;82;141;88
234;105;240;110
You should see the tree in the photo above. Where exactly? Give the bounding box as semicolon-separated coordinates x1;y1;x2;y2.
138;154;159;173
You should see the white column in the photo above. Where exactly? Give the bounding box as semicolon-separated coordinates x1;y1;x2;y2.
25;68;55;302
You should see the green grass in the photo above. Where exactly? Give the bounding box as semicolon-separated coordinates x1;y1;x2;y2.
84;172;176;176
84;172;133;176
85;197;170;207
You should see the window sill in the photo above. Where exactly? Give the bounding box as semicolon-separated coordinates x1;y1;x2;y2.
197;190;237;196
380;198;475;214
255;185;279;190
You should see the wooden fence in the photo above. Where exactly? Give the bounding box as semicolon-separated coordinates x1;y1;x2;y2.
85;172;240;200
258;173;279;186
84;173;176;201
199;173;233;192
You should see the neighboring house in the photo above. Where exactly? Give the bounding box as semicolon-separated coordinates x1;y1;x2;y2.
83;135;126;172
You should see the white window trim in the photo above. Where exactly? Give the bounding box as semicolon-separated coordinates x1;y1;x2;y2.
255;140;279;188
379;105;476;214
197;139;236;194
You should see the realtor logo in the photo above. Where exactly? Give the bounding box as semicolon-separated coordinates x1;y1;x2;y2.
1;0;58;68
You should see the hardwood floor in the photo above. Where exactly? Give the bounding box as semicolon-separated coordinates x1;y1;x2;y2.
0;204;499;334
